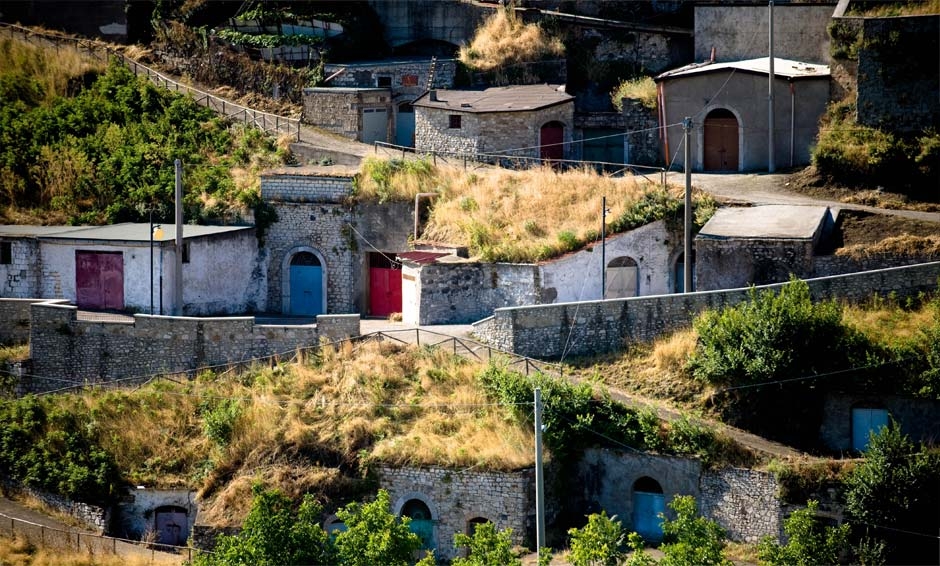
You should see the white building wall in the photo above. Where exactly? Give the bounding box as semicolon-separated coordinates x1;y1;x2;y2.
401;263;421;325
182;231;265;315
0;239;42;297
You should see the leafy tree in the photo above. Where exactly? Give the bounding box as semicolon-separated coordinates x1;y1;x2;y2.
567;511;627;566
192;485;333;566
452;521;520;566
658;495;731;566
757;500;849;566
623;532;657;566
333;489;424;566
843;423;940;565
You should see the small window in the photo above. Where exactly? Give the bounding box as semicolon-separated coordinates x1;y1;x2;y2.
377;76;392;87
0;241;11;264
182;242;190;264
449;115;462;129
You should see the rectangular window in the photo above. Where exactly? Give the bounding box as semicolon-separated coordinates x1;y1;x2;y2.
0;241;11;264
449;115;462;129
377;76;392;87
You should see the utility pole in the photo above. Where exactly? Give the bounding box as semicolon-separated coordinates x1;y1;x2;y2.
683;117;693;294
149;208;155;315
601;196;607;299
768;0;776;172
173;159;184;315
534;387;546;561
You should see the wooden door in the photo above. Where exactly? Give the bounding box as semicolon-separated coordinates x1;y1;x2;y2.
703;109;738;171
75;251;124;310
540;122;564;161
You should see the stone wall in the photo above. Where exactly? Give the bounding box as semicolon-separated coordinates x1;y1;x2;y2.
24;302;358;391
819;393;940;453
854;15;940;133
622;101;662;166
699;467;783;543
476;261;940;358
114;488;197;542
696;238;817;292
1;480;109;534
301;88;391;141
416;103;575;160
377;466;534;561
324;59;457;96
0;238;41;298
261;171;354;204
190;525;240;553
0;298;51;344
813;252;940;278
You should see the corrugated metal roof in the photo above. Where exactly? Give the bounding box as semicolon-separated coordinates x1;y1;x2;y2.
697;205;829;240
656;57;830;81
413;84;573;113
0;225;82;238
34;223;252;242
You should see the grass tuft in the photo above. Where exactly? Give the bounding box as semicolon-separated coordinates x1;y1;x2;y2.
458;4;564;72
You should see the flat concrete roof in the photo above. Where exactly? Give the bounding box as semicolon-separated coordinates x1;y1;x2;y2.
656;57;830;81
413;84;573;113
697;205;830;240
34;223;252;243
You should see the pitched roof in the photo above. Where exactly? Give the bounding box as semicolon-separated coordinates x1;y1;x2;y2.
655;57;830;81
413;84;573;113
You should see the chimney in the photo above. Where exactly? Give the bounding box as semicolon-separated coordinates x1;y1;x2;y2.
429;89;438;102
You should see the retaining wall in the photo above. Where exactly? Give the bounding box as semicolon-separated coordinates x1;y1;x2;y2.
699;467;783;543
0;298;57;344
473;261;940;358
24;302;358;391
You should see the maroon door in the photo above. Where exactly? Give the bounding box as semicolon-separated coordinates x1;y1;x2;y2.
369;267;402;317
76;251;124;310
703;109;739;171
540;122;564;161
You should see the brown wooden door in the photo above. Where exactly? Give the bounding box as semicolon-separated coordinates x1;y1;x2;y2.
703;110;738;171
75;251;124;310
540;122;564;161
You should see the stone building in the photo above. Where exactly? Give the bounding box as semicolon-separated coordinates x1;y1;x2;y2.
655;57;830;172
260;166;413;317
301;87;392;145
322;58;458;147
413;84;575;162
0;223;261;315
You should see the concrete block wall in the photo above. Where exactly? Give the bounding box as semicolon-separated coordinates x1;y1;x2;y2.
25;302;358;390
699;467;783;543
0;238;41;298
378;466;534;561
477;261;940;358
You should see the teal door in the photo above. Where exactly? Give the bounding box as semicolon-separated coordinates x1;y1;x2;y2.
633;491;666;542
289;252;323;315
402;499;435;551
852;407;889;452
396;103;415;147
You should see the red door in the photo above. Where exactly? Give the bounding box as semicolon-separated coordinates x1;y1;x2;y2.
76;251;124;310
369;267;402;317
540;122;564;161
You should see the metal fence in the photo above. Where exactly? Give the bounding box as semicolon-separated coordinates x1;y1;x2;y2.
0;22;302;141
0;511;192;564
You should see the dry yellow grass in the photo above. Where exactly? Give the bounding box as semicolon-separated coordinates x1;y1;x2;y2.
611;76;658;112
850;0;940;17
843;296;937;345
0;36;106;104
458;5;564;71
836;234;940;260
0;535;181;565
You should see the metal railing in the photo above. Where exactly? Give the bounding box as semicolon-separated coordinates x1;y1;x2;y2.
0;510;193;564
0;22;302;141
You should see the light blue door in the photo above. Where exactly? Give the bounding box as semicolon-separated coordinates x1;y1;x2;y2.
396;104;415;147
402;500;435;551
290;264;322;316
633;492;666;542
852;408;889;452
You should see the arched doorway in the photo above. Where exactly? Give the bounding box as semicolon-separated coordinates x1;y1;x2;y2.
703;109;738;171
289;251;324;315
401;499;435;551
674;252;695;293
851;405;890;453
396;102;415;147
606;256;639;298
632;477;665;542
154;505;188;546
540;121;565;161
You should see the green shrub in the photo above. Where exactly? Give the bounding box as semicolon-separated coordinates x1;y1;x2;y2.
567;511;627;566
659;495;731;566
757;500;849;566
453;521;521;566
202;399;242;447
610;76;657;112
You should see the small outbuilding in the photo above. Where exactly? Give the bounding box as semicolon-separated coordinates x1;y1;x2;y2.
413;84;575;162
655;57;830;172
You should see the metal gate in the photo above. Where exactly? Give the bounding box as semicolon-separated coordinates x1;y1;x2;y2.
155;506;188;546
75;251;124;310
369;253;402;317
633;491;666;542
402;499;434;551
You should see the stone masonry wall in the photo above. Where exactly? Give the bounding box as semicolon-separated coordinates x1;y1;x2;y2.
696;239;816;292
0;238;41;298
699;467;783;543
1;479;108;534
301;89;391;141
0;298;49;344
377;466;534;561
479;261;940;358
813;252;940;278
324;59;457;96
855;15;940;133
261;172;353;204
411;263;541;325
622;100;661;166
25;302;358;391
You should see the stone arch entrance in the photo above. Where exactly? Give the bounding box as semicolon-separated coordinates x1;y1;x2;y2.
281;247;327;315
540;121;565;161
632;476;665;542
703;108;739;171
606;256;639;298
400;498;435;551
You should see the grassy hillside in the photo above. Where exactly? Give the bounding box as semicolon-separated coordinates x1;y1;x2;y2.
0;35;286;226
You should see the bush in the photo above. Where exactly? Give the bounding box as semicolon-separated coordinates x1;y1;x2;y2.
567;511;627;566
757;500;849;566
453;521;521;566
333;489;423;566
610;77;657;112
658;495;731;566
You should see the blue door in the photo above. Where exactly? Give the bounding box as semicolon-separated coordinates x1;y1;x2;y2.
402;499;435;552
852;407;889;452
289;252;323;315
633;492;665;542
396;103;415;147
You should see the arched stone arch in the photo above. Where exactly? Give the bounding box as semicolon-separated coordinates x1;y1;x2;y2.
606;255;639;298
393;493;438;551
281;246;328;315
696;105;744;172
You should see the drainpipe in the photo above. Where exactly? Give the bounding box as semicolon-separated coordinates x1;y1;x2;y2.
414;193;437;242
